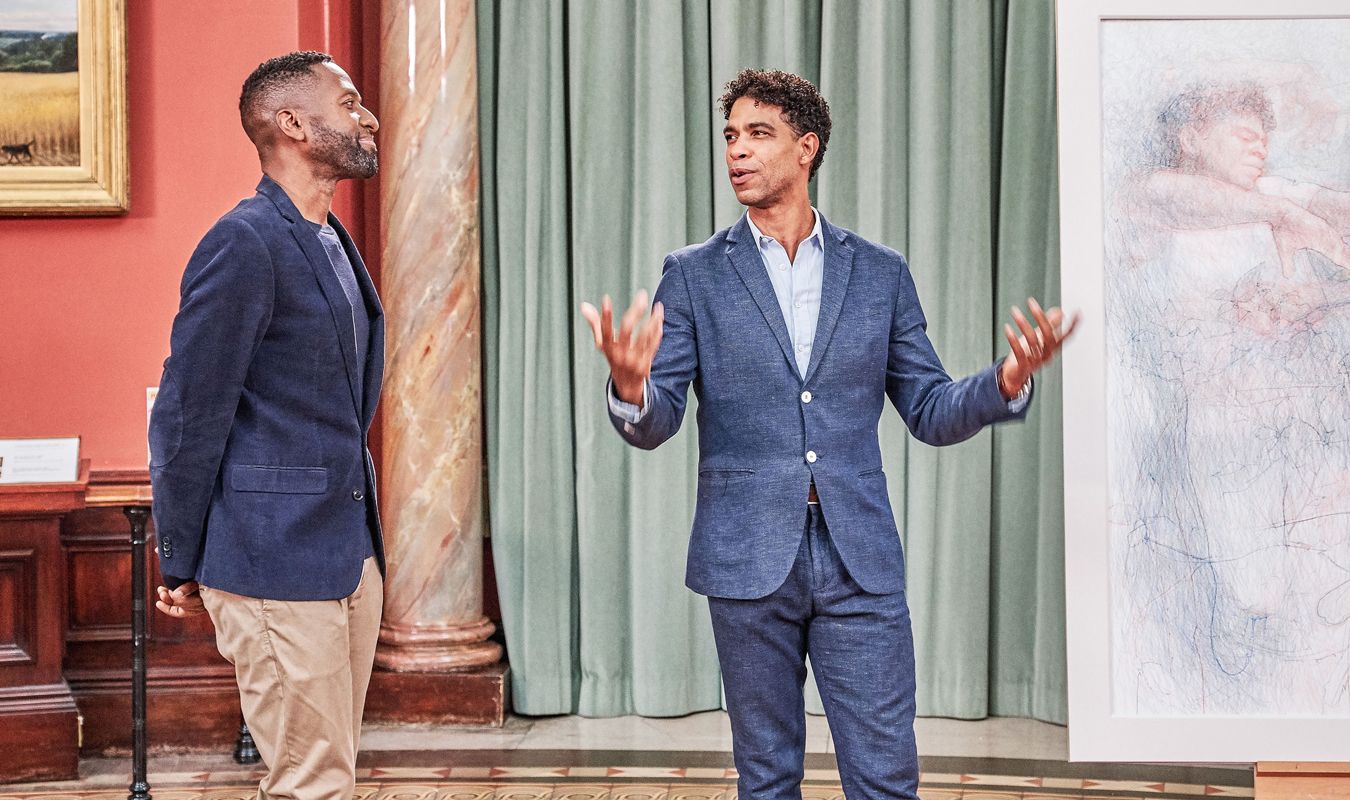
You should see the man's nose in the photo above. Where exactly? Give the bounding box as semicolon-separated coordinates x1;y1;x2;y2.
1252;139;1267;159
363;109;380;133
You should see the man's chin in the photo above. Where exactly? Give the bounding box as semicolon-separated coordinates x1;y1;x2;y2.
732;186;761;206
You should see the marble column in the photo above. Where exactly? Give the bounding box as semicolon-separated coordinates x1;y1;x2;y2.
375;0;501;671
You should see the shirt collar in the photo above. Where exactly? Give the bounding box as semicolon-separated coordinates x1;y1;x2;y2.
746;208;823;252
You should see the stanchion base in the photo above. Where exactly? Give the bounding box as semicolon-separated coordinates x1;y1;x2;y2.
233;721;261;764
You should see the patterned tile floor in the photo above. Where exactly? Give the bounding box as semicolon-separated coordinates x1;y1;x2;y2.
1;715;1254;800
0;755;1255;800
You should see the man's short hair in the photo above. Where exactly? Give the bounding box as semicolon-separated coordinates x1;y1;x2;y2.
1155;83;1275;167
239;51;333;145
719;69;832;180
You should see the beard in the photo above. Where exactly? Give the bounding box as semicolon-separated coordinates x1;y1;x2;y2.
310;120;378;179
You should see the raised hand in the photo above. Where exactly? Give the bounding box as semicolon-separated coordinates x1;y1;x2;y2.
1000;297;1079;399
580;290;664;406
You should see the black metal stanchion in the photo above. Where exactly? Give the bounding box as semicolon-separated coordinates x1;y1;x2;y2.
233;718;260;764
124;505;152;800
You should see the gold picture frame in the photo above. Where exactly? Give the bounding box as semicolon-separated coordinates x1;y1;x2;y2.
0;0;128;215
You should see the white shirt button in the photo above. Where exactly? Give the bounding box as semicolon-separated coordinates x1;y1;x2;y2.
797;343;807;351
806;450;817;463
801;391;812;403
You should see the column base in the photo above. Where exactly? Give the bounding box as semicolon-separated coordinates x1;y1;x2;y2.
374;616;503;671
363;662;509;726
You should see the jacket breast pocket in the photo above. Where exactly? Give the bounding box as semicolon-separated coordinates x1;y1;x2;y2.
230;465;328;494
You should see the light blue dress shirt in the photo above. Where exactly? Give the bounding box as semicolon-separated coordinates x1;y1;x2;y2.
609;209;1028;422
747;209;825;377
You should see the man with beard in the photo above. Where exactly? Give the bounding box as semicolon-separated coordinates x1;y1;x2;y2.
149;51;384;799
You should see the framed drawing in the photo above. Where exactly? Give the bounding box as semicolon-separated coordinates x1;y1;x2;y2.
0;0;127;215
1059;0;1350;762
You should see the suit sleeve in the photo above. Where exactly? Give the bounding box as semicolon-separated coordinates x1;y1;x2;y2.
148;218;275;584
885;255;1030;446
607;254;698;449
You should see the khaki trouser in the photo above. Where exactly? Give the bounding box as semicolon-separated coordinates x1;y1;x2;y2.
202;557;382;800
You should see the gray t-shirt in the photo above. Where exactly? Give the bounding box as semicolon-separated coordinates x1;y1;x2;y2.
308;220;371;398
307;219;375;559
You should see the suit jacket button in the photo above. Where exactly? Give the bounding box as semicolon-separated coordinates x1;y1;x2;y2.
353;490;365;501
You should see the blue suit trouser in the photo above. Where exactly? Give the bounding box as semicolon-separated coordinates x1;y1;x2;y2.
707;505;919;800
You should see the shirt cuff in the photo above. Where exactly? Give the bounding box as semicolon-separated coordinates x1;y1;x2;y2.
1006;375;1033;413
607;377;651;424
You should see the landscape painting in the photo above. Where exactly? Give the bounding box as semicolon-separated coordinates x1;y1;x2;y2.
0;0;79;167
0;0;126;215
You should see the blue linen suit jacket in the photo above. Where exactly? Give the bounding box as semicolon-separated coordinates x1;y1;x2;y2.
148;176;385;601
610;213;1028;600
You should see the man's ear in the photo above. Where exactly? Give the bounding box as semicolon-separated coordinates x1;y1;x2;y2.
1177;125;1200;162
274;108;306;143
798;131;819;168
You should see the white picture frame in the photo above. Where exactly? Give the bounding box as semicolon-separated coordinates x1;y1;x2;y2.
1058;0;1350;763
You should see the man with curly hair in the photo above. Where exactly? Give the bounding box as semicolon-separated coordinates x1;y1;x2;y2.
582;68;1076;799
150;51;385;799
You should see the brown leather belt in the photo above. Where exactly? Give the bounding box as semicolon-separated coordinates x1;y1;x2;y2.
808;480;819;504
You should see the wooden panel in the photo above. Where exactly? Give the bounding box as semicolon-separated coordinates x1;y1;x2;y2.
0;518;65;686
0;492;82;781
62;509;221;674
364;663;509;726
72;670;242;754
66;538;130;641
0;693;79;781
60;503;243;751
1256;763;1350;800
0;547;37;665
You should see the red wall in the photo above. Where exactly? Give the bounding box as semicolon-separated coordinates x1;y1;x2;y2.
0;1;374;472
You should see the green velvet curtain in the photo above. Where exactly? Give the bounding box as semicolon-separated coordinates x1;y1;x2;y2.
479;0;1065;723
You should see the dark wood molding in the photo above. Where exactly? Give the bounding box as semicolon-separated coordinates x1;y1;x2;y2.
0;460;89;515
364;663;510;727
85;467;151;507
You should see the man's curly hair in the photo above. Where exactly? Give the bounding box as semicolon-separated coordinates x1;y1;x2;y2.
239;51;333;145
719;69;832;181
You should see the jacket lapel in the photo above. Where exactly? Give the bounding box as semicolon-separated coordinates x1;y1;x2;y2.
726;214;800;380
803;216;855;385
257;177;363;419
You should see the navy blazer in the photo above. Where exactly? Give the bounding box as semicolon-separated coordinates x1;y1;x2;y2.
149;176;385;601
611;213;1028;600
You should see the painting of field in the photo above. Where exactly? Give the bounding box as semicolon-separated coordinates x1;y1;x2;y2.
0;0;80;167
0;71;79;166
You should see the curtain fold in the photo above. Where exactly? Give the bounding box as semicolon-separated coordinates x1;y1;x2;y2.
480;0;1066;723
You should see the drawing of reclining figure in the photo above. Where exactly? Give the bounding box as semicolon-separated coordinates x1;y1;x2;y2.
1106;82;1350;715
1120;82;1350;280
